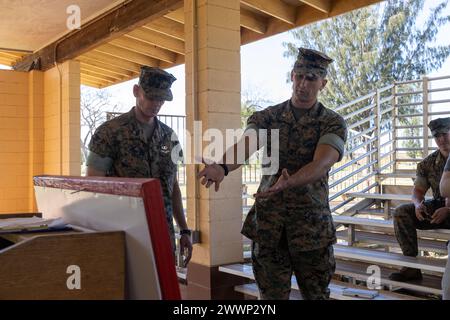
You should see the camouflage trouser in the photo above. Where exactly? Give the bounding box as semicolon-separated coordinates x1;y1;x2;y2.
393;199;450;257
443;241;450;300
251;230;335;300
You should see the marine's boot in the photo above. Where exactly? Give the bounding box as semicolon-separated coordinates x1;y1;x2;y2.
389;267;422;282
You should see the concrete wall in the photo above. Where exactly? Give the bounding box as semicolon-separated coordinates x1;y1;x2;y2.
0;61;80;214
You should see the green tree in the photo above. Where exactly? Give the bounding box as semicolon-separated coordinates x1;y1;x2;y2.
284;0;450;158
284;0;450;110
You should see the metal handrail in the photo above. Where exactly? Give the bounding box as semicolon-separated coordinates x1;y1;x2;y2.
329;172;378;201
347;115;377;130
329;160;377;189
343;103;376;120
330;149;377;176
334;91;376;112
327;74;450;214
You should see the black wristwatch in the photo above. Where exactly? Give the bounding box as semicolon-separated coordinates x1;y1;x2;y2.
219;164;229;176
180;229;191;236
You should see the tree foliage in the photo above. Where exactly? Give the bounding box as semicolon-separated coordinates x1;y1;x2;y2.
284;0;450;159
284;0;450;110
80;87;121;163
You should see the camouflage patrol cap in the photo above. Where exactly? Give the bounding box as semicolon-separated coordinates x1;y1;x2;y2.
428;117;450;136
138;66;176;101
293;47;333;78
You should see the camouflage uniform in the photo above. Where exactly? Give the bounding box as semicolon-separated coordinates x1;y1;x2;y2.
88;108;183;249
242;97;347;299
393;148;450;257
88;67;182;250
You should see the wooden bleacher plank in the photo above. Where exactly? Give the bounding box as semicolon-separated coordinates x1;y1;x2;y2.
335;259;442;295
336;230;448;254
333;215;450;239
235;283;302;300
342;198;375;216
333;215;392;228
334;245;447;273
223;265;423;300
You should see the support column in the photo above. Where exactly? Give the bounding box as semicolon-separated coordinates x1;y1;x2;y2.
184;0;245;299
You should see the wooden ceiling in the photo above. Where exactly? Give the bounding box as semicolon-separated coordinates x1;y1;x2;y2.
1;0;382;88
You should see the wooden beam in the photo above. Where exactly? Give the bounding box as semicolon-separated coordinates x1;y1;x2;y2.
13;0;183;71
163;6;268;35
125;28;185;55
330;0;380;17
80;63;125;81
94;43;159;67
77;56;135;78
164;7;184;23
296;4;328;26
82;51;142;74
159;53;185;69
0;52;21;64
110;37;177;63
0;57;12;66
143;17;185;40
299;0;332;13
0;51;24;59
241;0;297;25
81;73;115;85
240;7;268;34
242;0;383;46
80;78;105;88
241;17;291;45
80;68;119;83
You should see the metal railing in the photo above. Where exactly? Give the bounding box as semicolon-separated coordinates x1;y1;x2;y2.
105;75;450;215
329;75;450;214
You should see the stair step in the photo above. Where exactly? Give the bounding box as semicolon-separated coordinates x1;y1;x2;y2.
336;229;448;254
334;245;446;273
333;215;450;240
335;259;442;295
221;264;423;300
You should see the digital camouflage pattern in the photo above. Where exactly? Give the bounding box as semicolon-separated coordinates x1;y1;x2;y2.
138;66;177;101
88;107;183;248
294;47;334;78
241;100;348;252
414;150;448;200
393;150;450;257
252;237;335;300
428;117;450;136
393;200;450;257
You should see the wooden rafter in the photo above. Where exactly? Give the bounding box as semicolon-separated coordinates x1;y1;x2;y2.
13;0;183;71
80;77;106;88
125;28;185;55
0;58;12;66
110;37;177;63
299;0;332;13
143;17;185;40
240;7;268;34
164;7;184;23
241;0;297;25
82;51;142;74
80;63;125;81
80;68;119;83
94;43;159;67
77;56;135;78
81;73;115;85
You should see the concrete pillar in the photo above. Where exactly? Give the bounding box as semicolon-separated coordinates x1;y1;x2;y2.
184;0;246;299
